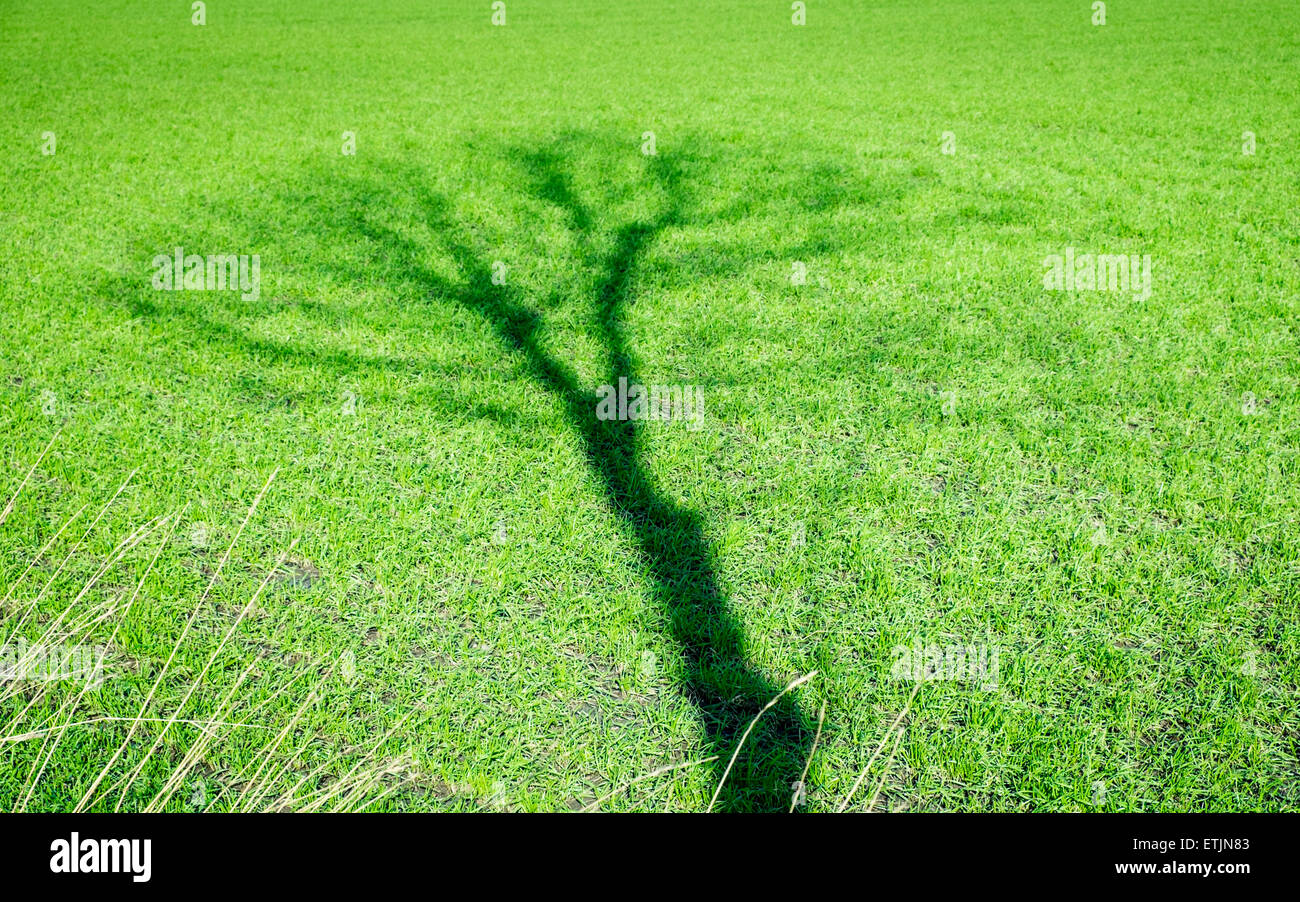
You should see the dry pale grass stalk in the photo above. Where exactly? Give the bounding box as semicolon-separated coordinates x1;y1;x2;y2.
200;658;322;812
865;725;908;812
281;710;415;813
0;429;60;528
0;512;162;735
105;467;279;812
1;513;168;730
707;670;817;813
15;691;82;812
0;501;88;610
3;488;150;659
218;682;325;811
4;717;270;744
790;699;827;812
13;509;185;810
0;446;413;815
116;535;298;810
581;755;720;812
144;661;259;811
350;771;420;813
837;679;921;812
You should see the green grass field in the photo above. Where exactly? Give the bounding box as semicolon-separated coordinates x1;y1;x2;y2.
1;0;1297;812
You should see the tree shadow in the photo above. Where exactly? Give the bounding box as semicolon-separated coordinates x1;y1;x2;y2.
380;139;809;811
114;131;893;810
